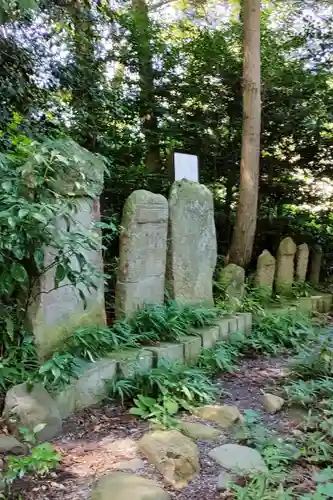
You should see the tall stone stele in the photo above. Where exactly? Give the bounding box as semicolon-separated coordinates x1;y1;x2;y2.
275;237;297;294
255;250;275;296
295;243;309;282
28;153;107;359
309;244;323;285
115;190;168;318
166;180;217;306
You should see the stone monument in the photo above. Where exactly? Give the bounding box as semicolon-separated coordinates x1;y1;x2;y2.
166;180;217;306
255;250;275;296
115;190;168;318
275;237;296;294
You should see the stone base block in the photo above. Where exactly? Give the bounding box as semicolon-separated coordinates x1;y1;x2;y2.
214;317;230;340
180;335;202;363
227;317;238;334
147;343;184;364
56;358;117;418
199;325;220;349
108;349;153;378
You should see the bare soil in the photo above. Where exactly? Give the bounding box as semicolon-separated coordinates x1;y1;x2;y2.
5;354;309;499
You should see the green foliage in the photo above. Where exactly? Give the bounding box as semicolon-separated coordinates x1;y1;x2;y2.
107;359;217;427
0;119;111;356
129;394;180;429
130;301;218;344
244;310;313;355
197;339;242;375
4;425;61;491
32;352;82;394
284;378;333;406
290;332;333;379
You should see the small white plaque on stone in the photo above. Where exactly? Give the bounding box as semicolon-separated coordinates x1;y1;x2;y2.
174;152;198;182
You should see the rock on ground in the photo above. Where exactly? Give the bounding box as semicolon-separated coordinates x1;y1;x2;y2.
195;405;243;428
209;444;268;475
3;383;62;442
90;472;170;500
262;393;285;414
217;471;237;491
0;435;27;455
114;458;145;471
138;429;200;489
180;421;221;441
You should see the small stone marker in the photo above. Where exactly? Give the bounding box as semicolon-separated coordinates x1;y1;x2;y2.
295;243;309;282
309;244;323;285
173;152;199;182
219;264;245;301
275;237;296;294
167;180;217;306
115;190;168;318
255;250;275;295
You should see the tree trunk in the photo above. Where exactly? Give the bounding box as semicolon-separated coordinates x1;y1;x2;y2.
228;0;261;267
132;0;161;172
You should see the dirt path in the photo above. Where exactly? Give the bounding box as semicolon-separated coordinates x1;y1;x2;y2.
10;355;293;500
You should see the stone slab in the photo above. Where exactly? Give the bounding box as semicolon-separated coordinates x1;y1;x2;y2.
199;325;220;349
214;317;230;340
108;349;153;378
56;358;117;418
147;343;184;364
180;335;202;364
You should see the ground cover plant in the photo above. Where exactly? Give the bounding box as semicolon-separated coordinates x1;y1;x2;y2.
0;300;219;395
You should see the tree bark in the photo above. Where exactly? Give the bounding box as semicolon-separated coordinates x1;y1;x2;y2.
132;0;161;172
228;0;261;267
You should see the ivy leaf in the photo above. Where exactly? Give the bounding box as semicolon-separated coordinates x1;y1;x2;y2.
18;208;29;219
55;263;66;287
11;263;28;284
34;248;44;271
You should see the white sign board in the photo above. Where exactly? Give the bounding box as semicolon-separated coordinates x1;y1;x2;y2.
174;152;199;182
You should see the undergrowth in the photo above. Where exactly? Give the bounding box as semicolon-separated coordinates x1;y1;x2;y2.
0;301;218;394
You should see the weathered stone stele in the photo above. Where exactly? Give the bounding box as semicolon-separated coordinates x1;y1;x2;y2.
115;190;168;318
255;250;275;295
295;243;309;282
275;237;296;294
219;264;245;301
28;197;106;358
166;180;217;306
309;244;323;285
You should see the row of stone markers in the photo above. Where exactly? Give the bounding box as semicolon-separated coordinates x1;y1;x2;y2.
115;180;217;318
221;237;323;301
257;237;322;295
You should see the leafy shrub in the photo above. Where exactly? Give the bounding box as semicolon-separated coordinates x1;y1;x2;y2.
290;332;333;379
32;352;82;394
107;359;217;427
197;340;242;374
284;378;333;406
129;394;180;429
64;324;135;361
244;310;313;355
130;301;218;344
0;119;112;356
4;425;61;491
